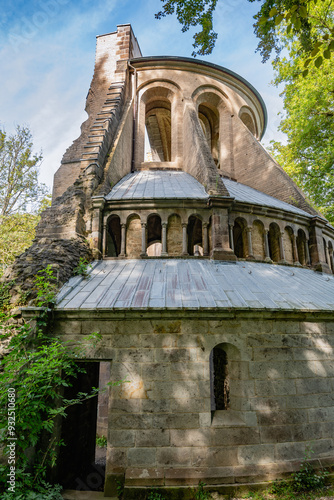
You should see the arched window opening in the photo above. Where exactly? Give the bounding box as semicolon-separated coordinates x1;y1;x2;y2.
198;104;219;166
329;241;334;272
147;214;162;248
210;346;230;411
268;223;281;262
126;215;142;258
167;214;183;256
297;229;307;266
187;215;202;256
252;220;265;260
323;238;328;264
233;219;247;258
147;242;162;256
283;227;294;264
145;99;171;162
240;112;256;135
107;215;121;257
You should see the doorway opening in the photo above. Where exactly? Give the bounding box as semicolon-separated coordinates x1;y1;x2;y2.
56;361;110;492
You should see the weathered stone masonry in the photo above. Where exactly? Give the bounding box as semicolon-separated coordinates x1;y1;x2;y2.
5;23;334;496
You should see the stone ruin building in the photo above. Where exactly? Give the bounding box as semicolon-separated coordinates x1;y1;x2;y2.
8;23;334;497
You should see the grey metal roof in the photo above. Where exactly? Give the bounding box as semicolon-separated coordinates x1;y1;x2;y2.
105;171;209;200
56;260;334;311
223;178;312;218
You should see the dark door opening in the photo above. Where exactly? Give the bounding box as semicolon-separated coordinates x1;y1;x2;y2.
56;361;110;492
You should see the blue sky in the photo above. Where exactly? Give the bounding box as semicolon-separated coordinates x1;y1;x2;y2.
0;0;284;190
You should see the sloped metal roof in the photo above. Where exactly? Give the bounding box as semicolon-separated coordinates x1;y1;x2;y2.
56;260;334;311
105;171;208;200
105;170;312;219
223;178;312;218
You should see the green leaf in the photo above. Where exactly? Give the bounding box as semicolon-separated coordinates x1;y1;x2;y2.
310;47;320;57
269;7;278;17
314;56;323;68
299;6;307;18
302;69;309;77
287;23;292;34
323;49;331;59
304;59;312;68
275;14;284;26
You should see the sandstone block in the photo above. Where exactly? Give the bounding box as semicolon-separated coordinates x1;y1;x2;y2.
192;446;238;467
125;467;164;486
170;429;211;447
152;413;199;429
255;379;296;396
238;444;275;465
128;448;156;467
295;378;331;394
109;430;135;447
136;429;170;447
156;447;192;466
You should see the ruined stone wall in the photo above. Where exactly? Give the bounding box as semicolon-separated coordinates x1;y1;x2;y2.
232;118;318;216
53;313;334;491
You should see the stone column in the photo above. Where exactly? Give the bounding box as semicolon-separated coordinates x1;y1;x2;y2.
309;218;331;273
264;230;271;263
161;222;168;256
331;252;334;273
229;223;234;252
325;240;331;267
194;245;200;257
91;198;105;259
279;231;287;263
246;227;254;259
140;223;147;257
305;239;311;266
182;223;188;256
292;233;300;265
203;222;209;256
120;223;126;257
210;208;236;261
102;222;108;258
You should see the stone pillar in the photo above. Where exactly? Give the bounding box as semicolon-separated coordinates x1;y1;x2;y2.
120;223;126;257
309;218;331;273
264;230;271;263
182;223;188;256
246;227;254;259
305;239;311;266
210;208;236;261
292;233;300;265
203;222;209;256
161;222;168;256
91;198;105;259
325;240;331;267
229;223;234;252
194;245;200;257
140;223;147;257
331;252;334;274
279;231;287;263
102;222;108;258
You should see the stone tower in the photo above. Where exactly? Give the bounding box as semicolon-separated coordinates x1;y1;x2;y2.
15;24;334;496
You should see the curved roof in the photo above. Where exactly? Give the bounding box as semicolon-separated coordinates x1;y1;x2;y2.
223;178;312;218
130;56;267;139
105;170;208;200
56;259;334;311
105;170;312;218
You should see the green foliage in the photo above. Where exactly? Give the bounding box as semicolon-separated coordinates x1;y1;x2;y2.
193;482;213;500
155;0;218;56
147;489;166;500
0;280;15;310
116;478;124;499
96;435;107;448
292;446;328;491
0;266;107;497
0;125;48;218
73;257;92;278
269;13;334;223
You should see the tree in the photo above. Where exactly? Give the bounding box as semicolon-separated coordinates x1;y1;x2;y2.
0;125;47;218
155;0;334;65
269;31;334;224
0;126;50;273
